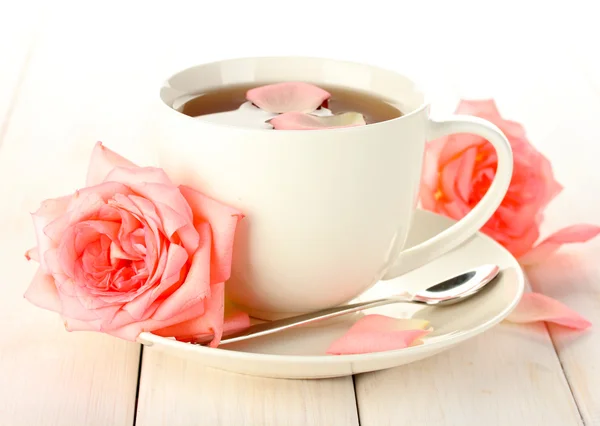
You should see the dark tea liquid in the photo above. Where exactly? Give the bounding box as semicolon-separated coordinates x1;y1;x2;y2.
180;83;403;125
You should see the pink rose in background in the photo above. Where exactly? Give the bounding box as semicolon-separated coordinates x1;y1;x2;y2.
420;99;599;331
24;142;249;346
420;99;600;263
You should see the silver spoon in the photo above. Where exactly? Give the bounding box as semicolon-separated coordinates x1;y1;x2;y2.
210;264;500;346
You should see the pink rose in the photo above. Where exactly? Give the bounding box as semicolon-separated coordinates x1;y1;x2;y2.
24;142;249;346
420;99;600;263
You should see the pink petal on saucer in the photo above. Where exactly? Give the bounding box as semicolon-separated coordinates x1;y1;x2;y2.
326;315;430;355
269;111;366;130
519;224;600;265
246;82;331;113
506;292;591;330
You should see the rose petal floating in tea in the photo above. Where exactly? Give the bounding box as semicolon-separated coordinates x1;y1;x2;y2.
269;111;366;130
326;315;431;355
198;101;278;129
246;82;331;113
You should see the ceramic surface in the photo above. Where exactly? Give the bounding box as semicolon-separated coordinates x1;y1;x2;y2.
151;57;513;317
138;210;524;379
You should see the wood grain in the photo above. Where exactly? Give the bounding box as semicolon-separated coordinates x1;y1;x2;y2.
500;46;600;425
3;1;600;425
0;2;46;144
0;5;141;425
355;322;582;426
136;350;359;426
521;57;600;425
527;250;600;426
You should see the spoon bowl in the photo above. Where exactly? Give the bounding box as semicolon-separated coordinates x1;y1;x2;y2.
412;264;500;305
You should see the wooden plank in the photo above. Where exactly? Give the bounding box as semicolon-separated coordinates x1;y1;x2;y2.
0;3;359;425
355;321;582;426
4;2;598;425
523;52;600;425
355;22;596;426
136;351;359;426
0;5;141;426
528;248;600;426
0;1;45;142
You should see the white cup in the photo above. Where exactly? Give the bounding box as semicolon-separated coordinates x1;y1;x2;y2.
152;57;513;320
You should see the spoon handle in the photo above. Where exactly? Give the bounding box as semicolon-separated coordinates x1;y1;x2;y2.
216;294;412;346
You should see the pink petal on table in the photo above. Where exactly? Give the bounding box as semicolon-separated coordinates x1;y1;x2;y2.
246;82;330;113
326;315;430;355
86;141;137;186
519;224;600;265
506;292;591;330
269;111;366;130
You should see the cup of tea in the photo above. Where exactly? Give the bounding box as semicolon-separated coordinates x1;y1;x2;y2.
151;56;513;320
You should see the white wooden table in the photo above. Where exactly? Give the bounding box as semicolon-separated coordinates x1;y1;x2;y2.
1;2;599;425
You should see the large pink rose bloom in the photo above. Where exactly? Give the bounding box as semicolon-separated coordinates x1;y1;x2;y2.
24;142;248;346
420;99;600;260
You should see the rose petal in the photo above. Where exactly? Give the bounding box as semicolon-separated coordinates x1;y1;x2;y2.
31;195;72;272
152;281;232;347
488;223;540;259
25;247;40;262
43;183;132;250
326;315;430;355
438;133;487;166
97;276;226;347
121;243;190;322
179;186;243;284
164;311;251;344
498;119;528;140
135;185;195;241
154;288;251;342
455;99;503;122
24;268;62;312
420;137;446;190
269;111;366;130
104;166;173;187
455;147;477;201
506;292;591;330
246;82;331;113
55;275;122;322
519;224;600;265
77;296;207;340
86;141;137;186
439;155;463;202
151;223;211;321
537;154;563;208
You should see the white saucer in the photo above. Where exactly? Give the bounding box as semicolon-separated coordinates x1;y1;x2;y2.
138;210;524;379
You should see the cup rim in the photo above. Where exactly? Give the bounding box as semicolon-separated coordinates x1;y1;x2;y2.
158;55;431;134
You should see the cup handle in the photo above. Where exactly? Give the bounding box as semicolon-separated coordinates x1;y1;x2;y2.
382;114;513;280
